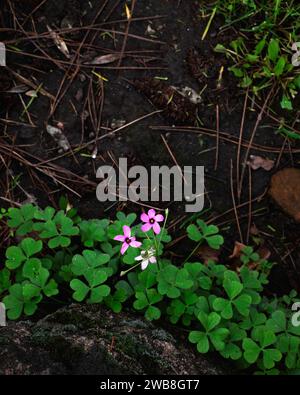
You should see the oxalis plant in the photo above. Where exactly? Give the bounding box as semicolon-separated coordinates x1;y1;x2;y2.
0;201;300;375
205;0;300;118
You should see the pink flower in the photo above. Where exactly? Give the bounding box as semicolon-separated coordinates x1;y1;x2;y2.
141;209;164;235
114;225;141;255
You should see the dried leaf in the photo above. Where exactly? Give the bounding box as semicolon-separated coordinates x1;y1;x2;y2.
257;246;271;261
196;245;220;264
85;53;121;65
229;241;247;259
25;90;38;97
9;70;55;101
5;84;28;94
247;155;274;171
250;223;259;236
47;25;70;59
229;241;271;271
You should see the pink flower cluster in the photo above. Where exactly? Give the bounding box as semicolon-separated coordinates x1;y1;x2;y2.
114;209;164;255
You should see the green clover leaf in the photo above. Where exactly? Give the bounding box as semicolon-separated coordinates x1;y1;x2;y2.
187;220;224;250
79;219;109;247
88;284;111;304
5;246;26;270
70;279;90;302
213;279;252;319
243;328;282;369
34;211;79;248
133;288;163;320
5;238;42;270
7;204;37;236
167;290;199;324
70;268;110;303
157;265;193;298
0;268;11;294
3;283;42;320
189;312;229;353
105;288;128;313
71;250;111;276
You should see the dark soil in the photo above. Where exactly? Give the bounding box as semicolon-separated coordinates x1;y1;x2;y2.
1;0;300;296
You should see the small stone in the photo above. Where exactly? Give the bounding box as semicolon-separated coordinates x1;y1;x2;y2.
145;24;156;36
269;168;300;222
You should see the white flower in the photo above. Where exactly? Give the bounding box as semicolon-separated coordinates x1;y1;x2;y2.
135;247;157;270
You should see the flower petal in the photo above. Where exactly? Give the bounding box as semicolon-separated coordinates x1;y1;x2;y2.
141;260;149;270
114;235;125;242
153;222;161;235
135;255;143;261
123;225;131;238
130;240;142;248
154;214;164;222
141;222;152;233
149;256;157;264
140;213;149;223
120;242;129;255
148;209;156;219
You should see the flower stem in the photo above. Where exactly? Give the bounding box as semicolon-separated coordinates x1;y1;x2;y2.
120;261;141;277
184;240;203;264
156;208;169;270
158;208;169;246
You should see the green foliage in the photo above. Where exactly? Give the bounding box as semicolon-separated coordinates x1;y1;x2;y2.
187;220;224;249
213;278;252;319
157;264;194;298
7;204;36;236
189;312;229;353
79;219;109;247
209;0;300;115
1;203;299;375
133;289;163;321
33;208;79;248
243;328;282;369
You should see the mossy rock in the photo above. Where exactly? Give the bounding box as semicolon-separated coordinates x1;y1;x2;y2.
0;304;232;375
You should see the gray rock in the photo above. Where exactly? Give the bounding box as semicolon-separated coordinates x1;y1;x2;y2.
0;304;232;375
